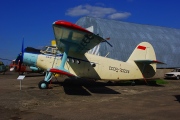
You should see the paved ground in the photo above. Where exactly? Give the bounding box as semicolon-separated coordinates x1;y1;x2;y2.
0;72;180;120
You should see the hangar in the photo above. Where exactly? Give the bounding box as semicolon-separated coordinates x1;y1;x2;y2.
76;16;180;68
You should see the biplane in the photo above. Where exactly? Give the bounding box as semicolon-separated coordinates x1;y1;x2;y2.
17;20;164;89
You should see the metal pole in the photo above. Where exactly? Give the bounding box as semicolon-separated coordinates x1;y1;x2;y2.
20;80;22;90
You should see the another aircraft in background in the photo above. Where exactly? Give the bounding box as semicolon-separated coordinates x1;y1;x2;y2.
16;20;164;89
9;59;45;75
10;46;45;75
0;58;11;75
0;61;8;74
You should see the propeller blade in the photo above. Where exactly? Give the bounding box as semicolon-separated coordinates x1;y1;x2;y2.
19;38;24;72
21;38;24;63
15;38;24;72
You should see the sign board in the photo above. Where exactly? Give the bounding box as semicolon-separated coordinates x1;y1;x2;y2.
17;75;25;90
17;75;25;80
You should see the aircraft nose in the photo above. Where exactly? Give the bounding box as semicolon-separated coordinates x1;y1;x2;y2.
23;53;38;66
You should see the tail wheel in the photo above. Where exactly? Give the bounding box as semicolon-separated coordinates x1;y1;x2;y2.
38;80;49;89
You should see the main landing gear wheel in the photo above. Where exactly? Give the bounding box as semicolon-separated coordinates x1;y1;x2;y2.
131;81;135;86
38;80;49;89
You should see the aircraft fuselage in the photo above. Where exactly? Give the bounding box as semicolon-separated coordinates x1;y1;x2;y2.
30;52;143;81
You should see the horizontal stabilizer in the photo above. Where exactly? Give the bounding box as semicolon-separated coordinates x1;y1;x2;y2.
134;60;165;64
49;68;75;77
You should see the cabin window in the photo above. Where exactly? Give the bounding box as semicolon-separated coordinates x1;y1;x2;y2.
76;60;80;64
52;49;56;54
72;59;75;63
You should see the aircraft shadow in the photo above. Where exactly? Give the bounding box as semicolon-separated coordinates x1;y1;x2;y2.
51;78;163;96
52;79;120;96
174;95;180;103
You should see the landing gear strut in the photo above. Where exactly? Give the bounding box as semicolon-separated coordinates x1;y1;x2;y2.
38;71;52;89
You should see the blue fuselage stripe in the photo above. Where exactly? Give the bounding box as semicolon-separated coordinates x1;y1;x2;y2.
23;52;95;67
23;52;38;66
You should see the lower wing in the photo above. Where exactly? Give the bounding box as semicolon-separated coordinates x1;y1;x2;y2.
49;68;76;77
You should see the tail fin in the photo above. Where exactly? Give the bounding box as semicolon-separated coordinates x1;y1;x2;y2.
127;42;157;78
127;42;156;62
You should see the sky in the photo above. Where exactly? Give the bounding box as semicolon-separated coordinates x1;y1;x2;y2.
0;0;180;64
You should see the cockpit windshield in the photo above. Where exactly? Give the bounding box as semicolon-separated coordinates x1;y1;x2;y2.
41;46;48;51
40;46;61;54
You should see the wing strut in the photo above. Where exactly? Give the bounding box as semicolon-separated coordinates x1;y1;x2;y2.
58;31;73;72
58;45;70;72
39;32;73;89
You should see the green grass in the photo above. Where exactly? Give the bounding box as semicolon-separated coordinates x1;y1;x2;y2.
155;79;168;84
114;79;168;86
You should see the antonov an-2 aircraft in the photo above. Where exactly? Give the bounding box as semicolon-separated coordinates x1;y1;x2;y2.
17;20;163;89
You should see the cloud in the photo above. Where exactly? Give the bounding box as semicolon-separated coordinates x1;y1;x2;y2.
66;5;90;16
108;12;131;19
66;4;131;20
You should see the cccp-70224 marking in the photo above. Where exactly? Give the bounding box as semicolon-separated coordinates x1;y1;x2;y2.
109;66;129;73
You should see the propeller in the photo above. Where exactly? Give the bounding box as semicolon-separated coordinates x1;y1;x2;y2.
15;38;24;72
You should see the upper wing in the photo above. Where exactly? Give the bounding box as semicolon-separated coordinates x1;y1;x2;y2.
53;20;104;54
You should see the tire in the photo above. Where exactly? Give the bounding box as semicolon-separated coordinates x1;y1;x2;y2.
38;80;49;89
176;76;180;80
131;81;135;86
